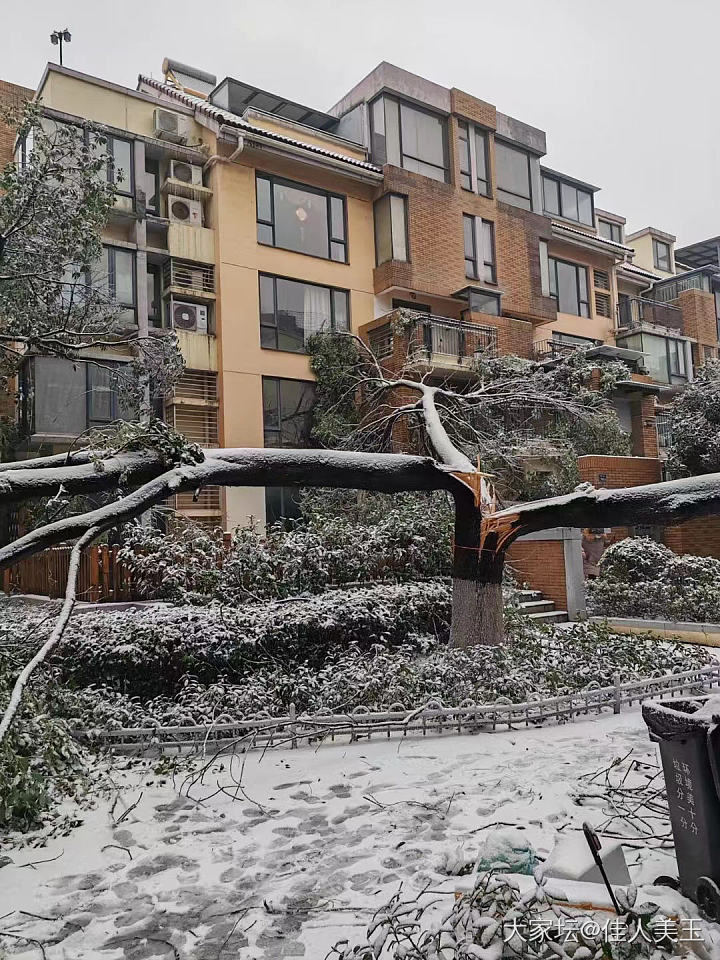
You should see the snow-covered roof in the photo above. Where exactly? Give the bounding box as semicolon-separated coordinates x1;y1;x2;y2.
550;220;634;257
138;75;383;178
617;262;660;283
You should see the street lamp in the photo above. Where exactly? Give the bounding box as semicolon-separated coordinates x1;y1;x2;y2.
50;29;71;66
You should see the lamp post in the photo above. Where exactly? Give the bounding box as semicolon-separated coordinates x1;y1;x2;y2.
50;29;71;66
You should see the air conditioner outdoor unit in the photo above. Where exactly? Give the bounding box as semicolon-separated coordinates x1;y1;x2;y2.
171;300;208;334
167;194;203;226
153;108;189;144
169;159;203;186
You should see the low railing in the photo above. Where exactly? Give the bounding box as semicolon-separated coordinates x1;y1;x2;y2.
652;271;713;303
71;664;720;755
533;338;601;361
617;296;683;333
409;315;498;365
163;258;215;295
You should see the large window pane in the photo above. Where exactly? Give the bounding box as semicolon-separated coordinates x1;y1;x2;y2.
262;376;315;448
560;182;579;222
259;275;349;352
110;137;133;194
475;129;489;195
556;260;579;315
577;190;593;225
113;249;134;307
385;98;401;166
458;122;471;190
543;176;560;215
400;102;447;180
274;181;329;259
256;174;347;262
374;194;408;265
31;357;86;435
463;214;476;278
496;141;532;209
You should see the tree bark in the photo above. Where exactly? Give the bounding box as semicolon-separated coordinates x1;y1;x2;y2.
449;488;505;648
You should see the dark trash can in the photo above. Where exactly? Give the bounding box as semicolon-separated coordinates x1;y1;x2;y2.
642;697;720;920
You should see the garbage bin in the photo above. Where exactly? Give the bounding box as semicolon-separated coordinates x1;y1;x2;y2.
642;697;720;920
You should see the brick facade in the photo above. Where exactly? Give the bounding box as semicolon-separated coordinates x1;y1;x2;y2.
507;538;568;611
676;288;719;365
577;455;662;489
0;79;32;167
664;517;720;560
629;394;659;458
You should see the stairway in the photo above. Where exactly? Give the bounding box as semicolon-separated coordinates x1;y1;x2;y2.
517;588;568;624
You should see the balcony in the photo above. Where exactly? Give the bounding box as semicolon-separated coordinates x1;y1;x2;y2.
617;296;683;334
407;315;498;374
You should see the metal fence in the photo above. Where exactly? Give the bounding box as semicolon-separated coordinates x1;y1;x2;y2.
72;663;720;756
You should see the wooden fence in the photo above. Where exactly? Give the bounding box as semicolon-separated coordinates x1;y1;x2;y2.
72;663;720;756
2;545;135;602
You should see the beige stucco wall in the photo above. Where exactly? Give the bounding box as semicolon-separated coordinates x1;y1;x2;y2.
629;232;674;278
37;69;211;149
211;153;376;529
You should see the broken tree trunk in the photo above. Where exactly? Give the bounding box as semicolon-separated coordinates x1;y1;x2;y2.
450;487;506;648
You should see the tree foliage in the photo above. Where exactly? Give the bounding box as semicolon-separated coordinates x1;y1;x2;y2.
0;103;183;413
668;358;720;477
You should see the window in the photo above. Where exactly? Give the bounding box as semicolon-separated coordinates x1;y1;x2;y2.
262;377;315;448
548;255;589;317
92;246;136;325
553;331;597;348
456;121;490;196
259;275;349;353
141;157;160;215
374;194;408;264
87;363;132;427
370;95;449;183
146;263;162;328
542;175;593;226
653;238;671;272
103;135;134;196
467;288;501;317
458;122;471;190
598;219;622;243
618;332;687;385
25;357;132;436
256;173;347;262
463;215;496;283
496;141;533;210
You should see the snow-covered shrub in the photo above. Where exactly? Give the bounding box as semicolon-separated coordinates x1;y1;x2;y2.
49;610;708;728
54;581;452;696
588;537;720;622
118;492;453;604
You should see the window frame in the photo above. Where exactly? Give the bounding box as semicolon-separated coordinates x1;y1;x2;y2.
456;120;490;196
369;94;449;183
374;192;409;265
86;361;129;428
598;219;622;243
258;272;350;354
653;238;671;272
547;254;590;317
105;134;135;197
104;245;137;324
463;214;496;284
255;172;348;263
495;140;533;210
262;375;316;448
542;173;594;226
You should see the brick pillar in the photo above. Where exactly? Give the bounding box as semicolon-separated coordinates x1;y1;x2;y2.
630;395;658;458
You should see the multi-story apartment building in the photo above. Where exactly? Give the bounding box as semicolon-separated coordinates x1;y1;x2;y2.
3;57;719;546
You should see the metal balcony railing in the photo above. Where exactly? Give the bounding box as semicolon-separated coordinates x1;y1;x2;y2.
656;412;673;449
617;296;683;333
533;338;601;361
163;259;215;296
409;315;498;365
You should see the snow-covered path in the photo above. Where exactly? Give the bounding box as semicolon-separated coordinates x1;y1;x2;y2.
0;711;679;958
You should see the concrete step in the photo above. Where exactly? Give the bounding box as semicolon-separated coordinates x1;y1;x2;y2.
528;610;569;624
518;589;542;600
519;599;556;613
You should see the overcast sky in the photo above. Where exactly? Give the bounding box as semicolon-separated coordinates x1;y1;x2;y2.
3;0;718;247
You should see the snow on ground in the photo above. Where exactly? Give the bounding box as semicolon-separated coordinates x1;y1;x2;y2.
0;710;701;958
